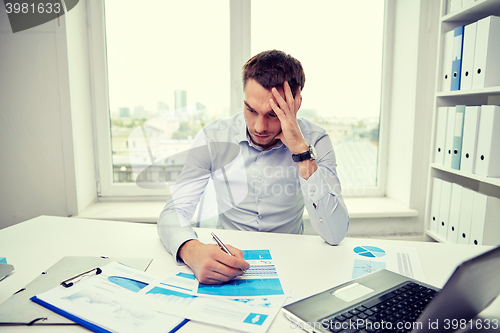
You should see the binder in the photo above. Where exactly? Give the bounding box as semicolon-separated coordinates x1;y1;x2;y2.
474;105;500;177
434;107;448;165
438;180;452;240
462;0;476;7
460;106;481;174
472;15;500;89
451;26;464;91
447;183;463;243
470;193;500;246
0;256;153;325
429;178;442;234
447;0;462;14
457;187;474;244
444;107;456;168
451;105;465;170
441;30;454;92
460;22;477;90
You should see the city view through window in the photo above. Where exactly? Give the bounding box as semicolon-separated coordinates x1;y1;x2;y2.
104;0;384;196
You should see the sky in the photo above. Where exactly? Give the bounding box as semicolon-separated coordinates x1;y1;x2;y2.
104;0;384;120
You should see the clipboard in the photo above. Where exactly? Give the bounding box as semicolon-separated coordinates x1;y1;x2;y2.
0;256;152;325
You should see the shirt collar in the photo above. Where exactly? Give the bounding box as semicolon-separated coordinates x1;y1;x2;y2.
234;113;284;151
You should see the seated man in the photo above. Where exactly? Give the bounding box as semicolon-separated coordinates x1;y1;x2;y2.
158;49;349;284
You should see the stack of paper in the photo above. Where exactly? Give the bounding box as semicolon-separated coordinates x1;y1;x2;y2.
32;250;288;333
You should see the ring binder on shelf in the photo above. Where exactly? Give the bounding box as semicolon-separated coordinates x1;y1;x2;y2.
61;267;103;288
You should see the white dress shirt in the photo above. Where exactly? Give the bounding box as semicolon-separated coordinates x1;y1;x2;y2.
157;112;349;263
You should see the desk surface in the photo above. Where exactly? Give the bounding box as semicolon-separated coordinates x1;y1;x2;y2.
1;216;499;332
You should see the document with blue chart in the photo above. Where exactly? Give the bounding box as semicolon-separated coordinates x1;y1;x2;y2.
335;244;426;284
137;249;288;333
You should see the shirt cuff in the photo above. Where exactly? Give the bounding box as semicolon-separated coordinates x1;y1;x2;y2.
170;230;198;265
299;168;333;204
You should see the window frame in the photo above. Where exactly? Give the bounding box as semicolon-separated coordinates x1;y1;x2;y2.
87;0;391;199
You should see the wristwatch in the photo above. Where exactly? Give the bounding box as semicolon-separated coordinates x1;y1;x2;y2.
292;145;316;162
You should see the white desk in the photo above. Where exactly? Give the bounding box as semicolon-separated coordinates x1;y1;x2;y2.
1;216;499;332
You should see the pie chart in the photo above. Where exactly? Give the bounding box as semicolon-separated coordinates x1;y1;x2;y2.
353;246;386;258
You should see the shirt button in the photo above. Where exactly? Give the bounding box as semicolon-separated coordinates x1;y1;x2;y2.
257;176;262;180
258;215;262;219
310;190;315;196
319;218;323;223
258;198;262;202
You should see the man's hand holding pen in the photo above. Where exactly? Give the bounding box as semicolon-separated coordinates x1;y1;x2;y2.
178;238;250;285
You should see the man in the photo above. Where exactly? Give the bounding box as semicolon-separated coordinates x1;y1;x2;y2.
158;49;349;284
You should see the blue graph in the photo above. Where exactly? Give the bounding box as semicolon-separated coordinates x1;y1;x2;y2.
353;246;386;258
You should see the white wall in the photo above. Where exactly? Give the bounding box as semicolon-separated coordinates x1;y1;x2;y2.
384;0;438;233
0;1;96;229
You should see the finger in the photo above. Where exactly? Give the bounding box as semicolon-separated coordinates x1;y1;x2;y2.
226;244;244;260
215;249;249;271
284;81;295;113
269;98;286;121
271;87;289;114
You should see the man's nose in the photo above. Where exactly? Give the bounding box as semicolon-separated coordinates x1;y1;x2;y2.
254;115;267;134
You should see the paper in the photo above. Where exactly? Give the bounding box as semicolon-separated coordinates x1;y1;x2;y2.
136;249;289;333
335;244;426;283
32;262;186;333
32;250;287;333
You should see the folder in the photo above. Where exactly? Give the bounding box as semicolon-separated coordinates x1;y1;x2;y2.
447;183;463;243
438;180;452;240
449;184;464;242
451;26;464;91
0;256;153;325
434;107;448;165
460;106;481;174
474;105;500;177
447;0;462;14
441;30;454;92
451;105;465;170
460;22;477;90
472;15;500;89
444;107;456;168
462;0;476;7
457;187;474;244
429;178;442;234
470;193;500;246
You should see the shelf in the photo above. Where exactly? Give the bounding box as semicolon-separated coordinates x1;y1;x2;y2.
441;0;500;23
436;86;500;97
431;164;500;187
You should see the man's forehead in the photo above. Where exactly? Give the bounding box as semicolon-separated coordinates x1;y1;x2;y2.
244;100;275;114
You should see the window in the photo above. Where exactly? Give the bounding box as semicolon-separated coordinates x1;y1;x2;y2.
90;0;387;197
251;0;385;196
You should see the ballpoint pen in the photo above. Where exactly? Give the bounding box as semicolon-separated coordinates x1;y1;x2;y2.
211;232;234;256
211;232;246;273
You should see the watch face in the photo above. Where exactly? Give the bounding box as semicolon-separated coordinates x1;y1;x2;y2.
309;145;316;160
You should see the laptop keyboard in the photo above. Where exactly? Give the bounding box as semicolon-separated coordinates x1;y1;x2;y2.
321;282;438;333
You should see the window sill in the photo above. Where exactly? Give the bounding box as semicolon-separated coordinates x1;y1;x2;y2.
74;197;417;223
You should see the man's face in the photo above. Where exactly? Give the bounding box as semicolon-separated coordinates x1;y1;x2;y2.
243;79;285;150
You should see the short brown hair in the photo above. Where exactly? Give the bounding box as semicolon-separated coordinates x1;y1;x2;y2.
242;50;305;97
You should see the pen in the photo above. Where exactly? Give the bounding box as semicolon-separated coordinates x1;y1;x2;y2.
211;232;246;273
211;232;234;256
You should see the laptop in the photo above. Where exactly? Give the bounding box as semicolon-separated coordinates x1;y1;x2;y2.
282;246;500;333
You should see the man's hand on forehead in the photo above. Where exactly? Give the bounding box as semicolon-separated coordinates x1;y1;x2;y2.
269;81;308;154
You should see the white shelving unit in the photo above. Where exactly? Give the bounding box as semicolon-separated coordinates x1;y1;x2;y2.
424;0;500;244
